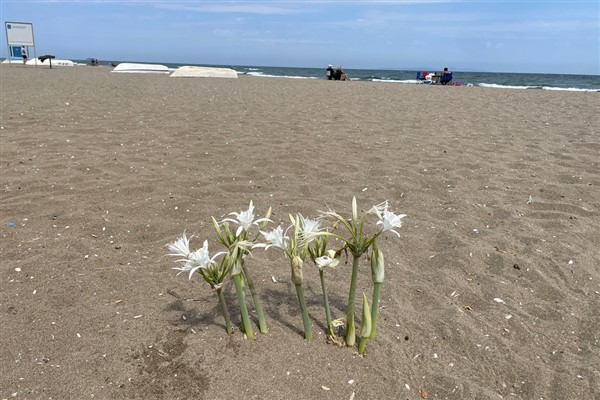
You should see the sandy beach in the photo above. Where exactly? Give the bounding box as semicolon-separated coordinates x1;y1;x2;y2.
1;65;599;399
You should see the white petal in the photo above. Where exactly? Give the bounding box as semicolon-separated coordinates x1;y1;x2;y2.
188;265;202;280
315;256;339;269
166;232;192;257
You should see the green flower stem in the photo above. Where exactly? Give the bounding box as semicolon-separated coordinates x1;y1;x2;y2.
358;336;368;356
216;287;233;335
241;262;268;333
295;283;313;341
345;254;362;346
232;274;254;340
319;269;335;338
370;282;381;339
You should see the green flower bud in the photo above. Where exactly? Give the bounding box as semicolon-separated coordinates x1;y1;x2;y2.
371;245;385;284
291;256;303;285
352;196;359;226
360;292;372;338
231;258;243;276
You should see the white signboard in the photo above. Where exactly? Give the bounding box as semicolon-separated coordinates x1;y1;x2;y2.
5;22;35;46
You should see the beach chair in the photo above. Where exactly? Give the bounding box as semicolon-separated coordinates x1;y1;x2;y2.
440;72;453;85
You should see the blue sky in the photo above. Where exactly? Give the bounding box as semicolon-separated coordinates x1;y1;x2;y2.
1;1;599;74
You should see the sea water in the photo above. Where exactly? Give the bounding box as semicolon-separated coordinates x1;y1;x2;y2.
234;66;600;92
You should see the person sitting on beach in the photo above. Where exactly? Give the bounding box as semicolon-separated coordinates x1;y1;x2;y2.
326;64;334;80
334;66;343;80
440;67;452;85
334;66;350;81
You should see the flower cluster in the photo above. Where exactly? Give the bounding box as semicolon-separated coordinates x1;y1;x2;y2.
165;197;406;355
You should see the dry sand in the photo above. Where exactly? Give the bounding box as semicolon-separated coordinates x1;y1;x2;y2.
1;65;599;400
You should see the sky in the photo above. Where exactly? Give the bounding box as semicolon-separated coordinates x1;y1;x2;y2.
1;1;599;74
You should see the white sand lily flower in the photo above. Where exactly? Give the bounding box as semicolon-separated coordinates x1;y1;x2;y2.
315;255;339;270
187;242;212;267
166;232;192;259
222;200;271;237
172;240;224;279
299;214;321;235
374;203;406;237
254;226;289;251
299;214;323;244
369;200;389;217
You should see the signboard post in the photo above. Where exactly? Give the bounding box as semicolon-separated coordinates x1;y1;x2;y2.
4;22;36;65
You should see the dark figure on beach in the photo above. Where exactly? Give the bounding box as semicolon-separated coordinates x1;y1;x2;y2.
334;65;350;81
440;67;452;85
334;66;342;80
21;46;27;64
326;64;334;80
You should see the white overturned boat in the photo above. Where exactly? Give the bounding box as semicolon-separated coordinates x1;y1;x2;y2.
2;58;74;66
111;63;170;74
28;58;74;67
170;66;238;79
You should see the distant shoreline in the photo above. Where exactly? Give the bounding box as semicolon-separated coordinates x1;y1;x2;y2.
1;60;598;92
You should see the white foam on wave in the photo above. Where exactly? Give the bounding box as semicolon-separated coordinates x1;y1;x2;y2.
246;71;266;77
477;83;598;92
478;83;532;90
541;86;599;92
246;71;316;79
372;78;424;84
